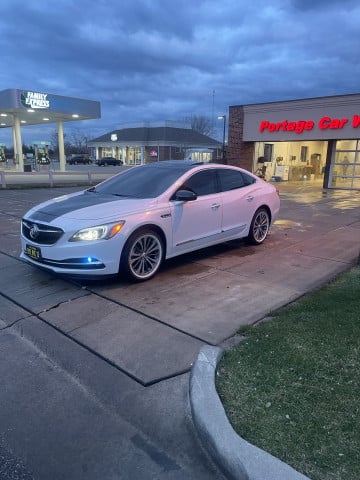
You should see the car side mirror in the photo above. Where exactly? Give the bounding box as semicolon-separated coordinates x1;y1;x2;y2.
174;189;197;201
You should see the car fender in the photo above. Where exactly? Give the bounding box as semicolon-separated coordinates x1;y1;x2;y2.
119;208;172;257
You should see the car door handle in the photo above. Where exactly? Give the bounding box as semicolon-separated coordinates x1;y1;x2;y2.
211;203;221;209
246;196;254;202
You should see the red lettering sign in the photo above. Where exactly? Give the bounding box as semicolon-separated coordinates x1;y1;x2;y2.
318;117;348;129
352;115;360;128
259;115;360;133
259;120;314;134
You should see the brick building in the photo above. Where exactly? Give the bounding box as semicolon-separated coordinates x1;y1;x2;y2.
88;121;222;165
227;94;360;190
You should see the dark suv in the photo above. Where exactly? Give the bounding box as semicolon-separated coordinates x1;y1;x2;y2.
67;155;92;165
96;157;123;166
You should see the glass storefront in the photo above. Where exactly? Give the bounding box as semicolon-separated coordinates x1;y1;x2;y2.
100;146;140;165
254;139;360;190
330;140;360;190
127;147;142;165
254;141;327;182
186;149;212;162
102;147;115;158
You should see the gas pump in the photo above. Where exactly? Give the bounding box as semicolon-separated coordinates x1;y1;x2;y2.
0;143;6;164
33;141;51;168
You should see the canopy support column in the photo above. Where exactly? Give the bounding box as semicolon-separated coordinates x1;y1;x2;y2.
14;116;24;171
58;121;66;172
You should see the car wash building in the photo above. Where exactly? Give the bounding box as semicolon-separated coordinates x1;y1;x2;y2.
227;93;360;190
0;89;100;172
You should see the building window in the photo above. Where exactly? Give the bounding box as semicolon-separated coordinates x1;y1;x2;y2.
300;146;308;162
189;151;211;162
128;147;142;165
264;144;273;162
330;139;360;190
102;147;115;158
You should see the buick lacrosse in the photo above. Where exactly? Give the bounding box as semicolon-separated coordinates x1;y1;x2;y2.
21;161;280;281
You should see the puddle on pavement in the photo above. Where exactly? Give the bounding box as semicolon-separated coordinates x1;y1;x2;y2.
274;219;302;229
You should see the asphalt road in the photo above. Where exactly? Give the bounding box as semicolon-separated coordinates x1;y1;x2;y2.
0;181;359;479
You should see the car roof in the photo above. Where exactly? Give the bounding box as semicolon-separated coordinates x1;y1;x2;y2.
143;160;248;174
143;160;211;172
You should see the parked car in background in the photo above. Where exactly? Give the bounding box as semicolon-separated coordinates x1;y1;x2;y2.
96;157;123;166
20;161;280;282
67;155;92;165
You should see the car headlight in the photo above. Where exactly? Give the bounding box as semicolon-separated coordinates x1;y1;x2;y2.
69;222;125;242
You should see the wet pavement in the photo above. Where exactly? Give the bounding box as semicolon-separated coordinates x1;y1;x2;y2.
0;181;359;479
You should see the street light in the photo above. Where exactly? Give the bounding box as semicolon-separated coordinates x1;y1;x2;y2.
217;114;226;164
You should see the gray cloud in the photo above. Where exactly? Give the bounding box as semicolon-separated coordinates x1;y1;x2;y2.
1;0;359;143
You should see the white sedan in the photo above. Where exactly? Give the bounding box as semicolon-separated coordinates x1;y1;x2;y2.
20;161;280;281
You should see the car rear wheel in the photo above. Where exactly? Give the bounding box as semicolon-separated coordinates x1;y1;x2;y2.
121;229;164;281
247;208;270;245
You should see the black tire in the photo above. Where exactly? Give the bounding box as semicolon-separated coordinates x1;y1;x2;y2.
247;208;270;245
121;229;164;281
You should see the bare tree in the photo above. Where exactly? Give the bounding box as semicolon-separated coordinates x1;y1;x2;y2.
50;128;92;156
70;128;89;153
184;115;215;136
50;130;71;156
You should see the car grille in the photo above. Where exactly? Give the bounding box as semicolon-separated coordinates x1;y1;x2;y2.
22;220;64;245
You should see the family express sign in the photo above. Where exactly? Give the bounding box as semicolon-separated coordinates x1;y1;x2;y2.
21;91;50;109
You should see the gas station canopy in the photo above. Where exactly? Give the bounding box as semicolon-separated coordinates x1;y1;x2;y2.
0;88;101;171
0;89;100;127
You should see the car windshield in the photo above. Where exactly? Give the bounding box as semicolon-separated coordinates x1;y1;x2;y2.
93;165;189;198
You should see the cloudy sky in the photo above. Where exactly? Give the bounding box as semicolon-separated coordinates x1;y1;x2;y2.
1;0;359;144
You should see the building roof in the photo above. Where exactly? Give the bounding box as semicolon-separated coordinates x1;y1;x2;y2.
89;124;221;148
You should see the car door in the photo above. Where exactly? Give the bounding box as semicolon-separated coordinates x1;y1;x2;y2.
217;168;260;237
170;169;222;254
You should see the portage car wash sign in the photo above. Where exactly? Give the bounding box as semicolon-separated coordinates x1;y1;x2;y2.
21;91;50;109
259;116;360;134
242;96;360;141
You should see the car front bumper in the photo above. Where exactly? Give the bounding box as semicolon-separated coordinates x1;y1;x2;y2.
20;236;123;277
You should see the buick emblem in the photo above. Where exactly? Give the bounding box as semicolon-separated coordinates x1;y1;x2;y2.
29;224;40;240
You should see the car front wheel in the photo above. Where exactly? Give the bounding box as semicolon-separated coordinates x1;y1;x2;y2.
247;208;270;245
121;229;164;281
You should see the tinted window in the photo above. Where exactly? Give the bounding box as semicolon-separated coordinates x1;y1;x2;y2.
218;169;255;192
181;170;218;196
241;171;256;186
95;165;189;198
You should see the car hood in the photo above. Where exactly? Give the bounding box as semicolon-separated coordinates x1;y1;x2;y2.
25;191;158;224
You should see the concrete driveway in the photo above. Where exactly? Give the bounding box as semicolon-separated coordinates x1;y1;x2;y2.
0;182;359;479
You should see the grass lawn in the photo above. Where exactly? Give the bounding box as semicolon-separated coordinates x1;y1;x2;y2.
216;265;360;480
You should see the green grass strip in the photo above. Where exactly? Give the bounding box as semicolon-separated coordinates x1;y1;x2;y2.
216;266;360;480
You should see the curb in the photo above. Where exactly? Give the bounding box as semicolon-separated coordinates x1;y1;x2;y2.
189;345;311;480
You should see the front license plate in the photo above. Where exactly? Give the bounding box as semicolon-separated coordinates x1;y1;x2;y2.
25;244;41;260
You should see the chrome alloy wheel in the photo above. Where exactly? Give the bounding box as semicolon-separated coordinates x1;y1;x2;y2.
249;208;270;244
125;231;163;281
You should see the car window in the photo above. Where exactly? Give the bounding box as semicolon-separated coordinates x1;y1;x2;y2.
95;165;190;198
180;170;218;196
217;168;255;192
241;171;256;186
